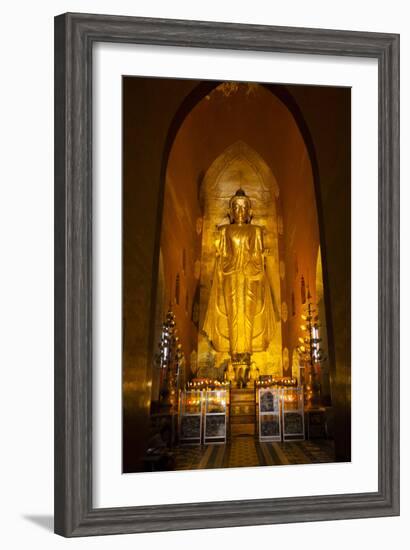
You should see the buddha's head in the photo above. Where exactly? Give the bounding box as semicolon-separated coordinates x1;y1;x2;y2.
229;188;252;224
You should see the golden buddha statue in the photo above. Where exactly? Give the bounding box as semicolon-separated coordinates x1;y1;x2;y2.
203;189;277;381
248;361;260;386
224;363;236;384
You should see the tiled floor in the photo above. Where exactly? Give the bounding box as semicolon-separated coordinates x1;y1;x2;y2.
172;437;335;470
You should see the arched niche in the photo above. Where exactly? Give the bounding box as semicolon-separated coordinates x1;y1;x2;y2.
197;140;283;377
158;81;324;381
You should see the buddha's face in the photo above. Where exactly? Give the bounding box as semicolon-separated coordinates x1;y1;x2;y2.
231;197;251;224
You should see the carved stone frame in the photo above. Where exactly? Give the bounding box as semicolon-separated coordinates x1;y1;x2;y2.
54;13;400;536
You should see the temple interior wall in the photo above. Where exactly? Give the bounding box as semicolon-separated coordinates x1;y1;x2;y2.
122;78;350;470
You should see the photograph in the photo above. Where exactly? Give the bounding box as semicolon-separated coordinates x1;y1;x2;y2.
122;77;351;473
52;10;399;537
0;0;404;545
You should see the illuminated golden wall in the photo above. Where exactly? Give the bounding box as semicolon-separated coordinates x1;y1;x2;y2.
123;77;350;468
160;83;322;382
158;135;202;386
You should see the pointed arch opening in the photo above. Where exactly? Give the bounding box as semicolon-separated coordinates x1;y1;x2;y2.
155;81;327;384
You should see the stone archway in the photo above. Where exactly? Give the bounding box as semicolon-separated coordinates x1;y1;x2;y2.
151;249;166;401
316;246;332;405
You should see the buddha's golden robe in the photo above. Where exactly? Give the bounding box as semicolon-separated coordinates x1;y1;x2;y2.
203;223;276;354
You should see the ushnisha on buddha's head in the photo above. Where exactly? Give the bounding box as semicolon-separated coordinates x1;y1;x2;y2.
229;188;252;224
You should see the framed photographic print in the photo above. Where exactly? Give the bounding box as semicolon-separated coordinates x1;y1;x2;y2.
54;12;400;536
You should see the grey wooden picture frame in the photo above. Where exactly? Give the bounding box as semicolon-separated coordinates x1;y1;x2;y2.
54;12;400;537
